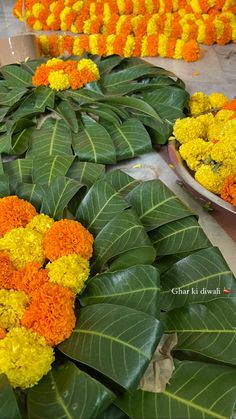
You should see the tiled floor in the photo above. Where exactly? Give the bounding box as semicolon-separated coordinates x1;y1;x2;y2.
1;3;236;273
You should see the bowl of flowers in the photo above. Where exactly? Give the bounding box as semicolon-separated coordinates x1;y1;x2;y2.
168;93;236;216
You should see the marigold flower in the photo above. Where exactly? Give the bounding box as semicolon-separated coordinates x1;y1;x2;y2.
32;65;51;86
208;92;228;109
0;196;37;237
46;254;90;294
44;219;94;261
0;252;15;290
0;327;54;389
48;70;70;91
219;119;236;141
0;328;6;339
179;138;213;171
215;109;235;122
211;137;236;165
223;98;236;111
0;228;44;269
221;173;236;206
26;214;54;235
21;283;76;346
173;117;205;143
77;58;100;80
12;263;49;295
189;92;211;116
182;40;200;62
0;290;29;330
195;164;224;194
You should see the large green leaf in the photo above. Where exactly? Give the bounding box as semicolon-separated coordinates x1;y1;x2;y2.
149;216;211;256
34;86;55;110
32;156;74;186
80;265;160;318
127;180;193;231
0;133;12;154
0;107;9;123
0;65;32;88
27;361;114;419
41;176;84;219
12;128;33;155
105;169;140;197
27;118;73;157
162;299;236;365
101;119;152;160
54;100;78;133
59;304;163;391
64;88;104;105
76;179;129;235
67;159;105;187
72;116;116;164
100;97;162;123
0;374;21;419
3;159;32;184
160;247;236;311
0;88;27;107
91;209;156;272
116;360;236;419
0;174;10;197
16;183;44;211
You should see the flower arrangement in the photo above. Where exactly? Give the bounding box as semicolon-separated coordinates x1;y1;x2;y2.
32;57;100;90
0;195;93;389
172;94;236;206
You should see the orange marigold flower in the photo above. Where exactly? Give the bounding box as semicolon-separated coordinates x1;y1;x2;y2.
0;196;37;237
223;99;236;112
182;40;200;62
12;263;49;295
0;328;6;339
32;65;51;86
43;219;94;261
221;174;236;206
21;283;76;346
0;252;15;290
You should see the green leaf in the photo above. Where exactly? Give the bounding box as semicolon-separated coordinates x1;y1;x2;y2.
155;251;196;274
16;183;44;211
100;97;162;123
160;247;236;311
105;169;140;197
76;179;128;235
32;156;74;186
0;65;32;87
41;176;84;219
127;180;193;231
0;374;21;419
12;128;33;155
98;404;129;419
13;94;42;120
0;107;9;123
116;360;236;419
101;119;152;160
72;116;116;164
0;133;12;154
64;88;104;105
80;265;160;318
98;56;124;76
59;304;163;391
81;105;121;126
34;86;55;110
149;216;211;256
27;361;114;419
0;88;27;107
27;118;73;158
3;159;32;184
91;209;156;272
0;174;10;197
67;159;105;187
162;299;236;365
54;100;78;133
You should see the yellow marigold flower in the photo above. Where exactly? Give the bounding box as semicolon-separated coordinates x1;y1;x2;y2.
117;0;126;14
0;228;44;269
158;34;168;57
196;19;205;44
0;327;54;389
208;93;228;109
219;119;236;142
195;164;224;194
48;70;70;91
32;3;44;18
46;254;90;294
215;109;235;122
173;39;184;60
207;121;224;142
141;36;149;56
189;92;211;116
26;214;54;236
211;138;236;165
73;38;83;55
123;35;135;57
60;6;71;22
89;35;99;55
0;290;29;329
77;59;100;80
39;35;50;55
106;35;115;55
173;117;205;144
145;0;154;13
46;58;63;67
72;1;83;12
196;113;215;136
49;1;57;13
46;13;56;27
179;138;213;171
33;20;43;31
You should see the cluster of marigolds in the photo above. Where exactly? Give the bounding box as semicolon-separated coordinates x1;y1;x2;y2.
32;57;100;90
173;94;236;206
0;195;94;389
14;0;236;61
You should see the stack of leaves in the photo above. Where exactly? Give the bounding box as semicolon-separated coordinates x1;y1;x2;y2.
172;93;236;206
0;152;235;418
0;195;93;389
13;0;236;61
0;55;189;159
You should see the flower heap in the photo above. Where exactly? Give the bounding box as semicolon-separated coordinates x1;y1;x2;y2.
13;0;236;61
32;57;100;90
0;196;94;389
172;95;236;206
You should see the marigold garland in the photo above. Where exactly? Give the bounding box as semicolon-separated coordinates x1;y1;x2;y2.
32;57;100;90
0;196;93;388
173;94;236;203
